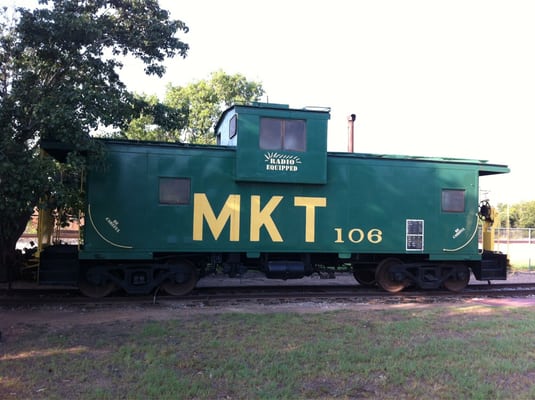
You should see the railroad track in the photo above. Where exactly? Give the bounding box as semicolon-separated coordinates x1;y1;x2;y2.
2;282;535;309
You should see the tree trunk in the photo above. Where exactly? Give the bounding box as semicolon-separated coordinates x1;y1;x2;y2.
0;212;32;283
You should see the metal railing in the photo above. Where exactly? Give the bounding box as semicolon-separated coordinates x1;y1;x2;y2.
488;228;535;269
493;228;535;243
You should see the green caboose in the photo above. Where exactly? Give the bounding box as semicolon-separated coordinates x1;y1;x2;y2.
41;102;509;296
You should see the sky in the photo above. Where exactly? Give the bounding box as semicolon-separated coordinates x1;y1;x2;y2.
6;0;535;204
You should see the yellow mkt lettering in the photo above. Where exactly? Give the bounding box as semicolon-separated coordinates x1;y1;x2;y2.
193;193;240;241
250;195;284;242
294;197;327;243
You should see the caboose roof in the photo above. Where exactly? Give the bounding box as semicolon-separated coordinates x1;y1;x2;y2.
328;150;509;176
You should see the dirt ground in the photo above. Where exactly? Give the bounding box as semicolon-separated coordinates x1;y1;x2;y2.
2;271;535;338
0;300;524;343
3;293;535;342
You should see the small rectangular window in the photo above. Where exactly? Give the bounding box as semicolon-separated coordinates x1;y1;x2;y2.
406;219;424;251
159;178;190;205
284;120;306;151
259;118;306;152
260;118;283;150
442;189;465;212
229;114;237;139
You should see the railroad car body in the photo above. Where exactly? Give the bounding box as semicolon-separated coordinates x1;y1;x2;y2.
39;102;509;296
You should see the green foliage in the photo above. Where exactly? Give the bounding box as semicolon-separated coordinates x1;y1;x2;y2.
123;94;188;142
497;200;535;228
0;0;189;275
164;70;264;144
123;70;264;144
498;201;535;228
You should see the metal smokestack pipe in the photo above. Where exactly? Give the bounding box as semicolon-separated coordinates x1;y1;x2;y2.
347;114;356;152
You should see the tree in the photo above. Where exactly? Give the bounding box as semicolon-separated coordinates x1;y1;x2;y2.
508;201;535;228
0;0;189;280
124;71;264;143
122;93;188;142
496;203;516;228
163;70;264;144
496;201;535;229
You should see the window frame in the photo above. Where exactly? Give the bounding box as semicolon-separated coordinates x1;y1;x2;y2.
259;117;306;152
406;219;424;251
441;189;466;213
229;114;237;139
159;177;191;205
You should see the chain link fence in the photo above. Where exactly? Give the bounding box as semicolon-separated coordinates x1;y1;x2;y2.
490;228;535;269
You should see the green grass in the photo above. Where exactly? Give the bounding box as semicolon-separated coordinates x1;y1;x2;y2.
3;305;535;399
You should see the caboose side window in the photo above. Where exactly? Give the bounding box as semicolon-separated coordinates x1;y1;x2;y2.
442;189;465;212
406;219;424;251
159;178;190;205
259;118;306;152
229;114;237;139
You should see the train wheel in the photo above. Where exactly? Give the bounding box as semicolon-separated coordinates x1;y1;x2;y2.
375;258;407;293
78;274;116;298
443;265;470;292
162;260;198;296
352;267;377;287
